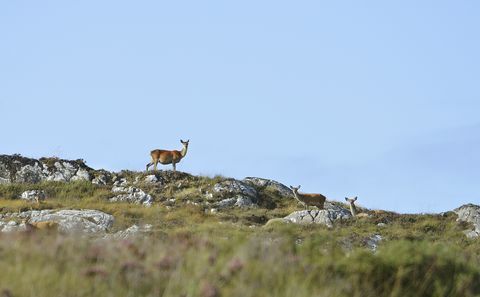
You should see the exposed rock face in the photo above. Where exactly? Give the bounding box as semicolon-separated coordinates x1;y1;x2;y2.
212;179;258;208
1;209;114;234
105;224;153;240
216;196;256;209
243;177;292;198
20;190;46;202
283;202;352;227
453;204;480;238
365;234;383;252
110;186;153;207
0;155;94;184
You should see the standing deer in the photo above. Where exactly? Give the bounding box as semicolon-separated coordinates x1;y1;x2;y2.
289;185;326;210
146;139;189;172
345;196;369;217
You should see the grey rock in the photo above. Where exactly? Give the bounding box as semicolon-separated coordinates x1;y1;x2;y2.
20;190;46;202
0;155;94;184
454;204;480;238
110;186;153;207
105;224;153;240
217;198;237;209
144;175;159;184
284;203;352;227
1;209;114;234
212;179;258;209
213;180;257;199
243;177;292;197
365;234;383;252
216;195;257;209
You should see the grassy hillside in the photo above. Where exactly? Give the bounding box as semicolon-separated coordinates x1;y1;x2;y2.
0;172;479;297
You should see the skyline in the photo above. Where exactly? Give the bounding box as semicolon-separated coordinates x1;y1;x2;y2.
1;1;479;213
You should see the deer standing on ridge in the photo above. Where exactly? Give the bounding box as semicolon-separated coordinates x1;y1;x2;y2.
289;185;326;210
146;140;189;172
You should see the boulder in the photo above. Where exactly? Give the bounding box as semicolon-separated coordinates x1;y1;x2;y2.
0;155;94;184
283;202;352;227
105;224;153;240
243;177;292;197
2;209;114;234
212;180;258;208
20;190;46;202
216;195;257;209
110;186;153;207
453;204;480;238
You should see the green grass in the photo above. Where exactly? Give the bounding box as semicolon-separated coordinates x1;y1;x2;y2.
0;179;479;297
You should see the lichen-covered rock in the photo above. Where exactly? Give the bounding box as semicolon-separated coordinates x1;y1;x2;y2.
243;177;292;197
284;203;352;227
213;180;257;198
0;155;94;184
453;204;480;238
144;175;159;184
110;186;153;206
20;190;46;202
212;180;258;209
216;195;257;209
2;209;114;234
365;234;383;252
0;221;26;233
105;224;153;240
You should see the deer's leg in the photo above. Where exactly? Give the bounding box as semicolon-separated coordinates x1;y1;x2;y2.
172;162;176;172
153;161;158;171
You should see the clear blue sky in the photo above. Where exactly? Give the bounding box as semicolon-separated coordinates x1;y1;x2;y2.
1;1;479;213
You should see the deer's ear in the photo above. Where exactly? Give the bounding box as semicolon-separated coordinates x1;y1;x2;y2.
289;186;293;189
345;197;348;201
298;185;301;189
354;197;358;201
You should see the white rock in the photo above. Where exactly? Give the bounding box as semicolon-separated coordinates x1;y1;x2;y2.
144;175;158;184
110;186;153;207
453;204;480;238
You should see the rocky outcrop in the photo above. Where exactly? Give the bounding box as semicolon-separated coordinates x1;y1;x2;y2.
453;204;480;238
110;185;153;207
105;224;153;240
1;209;114;234
243;177;292;198
282;202;352;227
20;190;46;202
212;180;258;209
0;155;94;184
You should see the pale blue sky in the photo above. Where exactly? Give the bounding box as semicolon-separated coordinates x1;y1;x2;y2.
1;1;479;213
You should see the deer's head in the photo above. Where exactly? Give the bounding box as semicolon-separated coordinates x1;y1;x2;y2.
180;139;190;148
289;185;301;195
345;196;358;205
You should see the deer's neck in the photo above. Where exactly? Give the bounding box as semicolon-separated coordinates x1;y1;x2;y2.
349;203;358;217
293;192;303;202
181;146;188;157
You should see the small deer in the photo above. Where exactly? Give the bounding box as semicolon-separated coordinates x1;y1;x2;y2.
345;196;369;218
146;139;189;172
289;185;326;210
23;220;59;232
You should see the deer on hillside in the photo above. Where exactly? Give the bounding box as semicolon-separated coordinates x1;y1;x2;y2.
23;219;59;232
146;140;189;172
345;196;369;218
289;185;326;210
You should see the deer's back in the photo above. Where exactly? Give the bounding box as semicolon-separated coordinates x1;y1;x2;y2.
151;150;182;163
299;193;326;206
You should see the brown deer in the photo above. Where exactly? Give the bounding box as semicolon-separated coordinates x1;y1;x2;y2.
23;220;59;232
345;196;369;218
289;185;326;210
146;139;189;172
